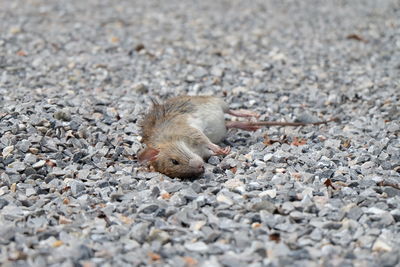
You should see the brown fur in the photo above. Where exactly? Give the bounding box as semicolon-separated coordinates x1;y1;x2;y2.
140;96;222;146
138;96;222;178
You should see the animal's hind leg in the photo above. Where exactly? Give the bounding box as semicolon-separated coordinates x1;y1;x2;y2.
226;121;261;131
228;109;260;118
188;126;231;156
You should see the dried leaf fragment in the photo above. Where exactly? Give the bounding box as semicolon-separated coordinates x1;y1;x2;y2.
110;36;120;43
161;192;171;199
263;134;285;146
97;211;112;227
183;256;198;266
291;137;307;146
45;159;57;167
148;252;161;262
377;181;400;190
341;138;351;149
346;34;368;43
52;240;64;247
60;186;70;194
324;178;336;190
135;44;145;52
16;50;27;56
269;233;280;243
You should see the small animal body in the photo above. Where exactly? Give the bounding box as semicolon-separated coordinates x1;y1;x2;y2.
138;96;337;178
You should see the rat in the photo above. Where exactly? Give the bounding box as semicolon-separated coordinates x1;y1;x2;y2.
137;95;337;179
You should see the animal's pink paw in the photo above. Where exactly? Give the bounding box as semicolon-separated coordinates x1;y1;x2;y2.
209;144;231;155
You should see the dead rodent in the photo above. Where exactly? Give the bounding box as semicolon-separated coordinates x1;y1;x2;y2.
137;95;338;179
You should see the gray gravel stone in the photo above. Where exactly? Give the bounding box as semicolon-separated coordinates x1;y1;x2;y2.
32;160;46;169
185;242;209;252
70;180;86;196
24;153;37;164
0;199;9;209
383;187;400;197
54;109;72;121
251;200;276;213
16;140;31;153
147;228;170;244
139;203;159;214
6;161;26;173
348;207;363;221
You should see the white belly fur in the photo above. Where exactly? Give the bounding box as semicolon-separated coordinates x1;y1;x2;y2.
187;105;227;143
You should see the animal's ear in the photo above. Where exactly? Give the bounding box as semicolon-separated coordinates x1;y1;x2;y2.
138;147;159;163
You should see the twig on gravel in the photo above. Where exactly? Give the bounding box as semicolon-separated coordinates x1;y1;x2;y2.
377;181;400;190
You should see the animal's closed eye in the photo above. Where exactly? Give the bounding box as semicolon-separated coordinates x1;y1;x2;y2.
171;159;179;165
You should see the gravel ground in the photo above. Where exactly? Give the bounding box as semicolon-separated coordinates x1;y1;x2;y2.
1;0;400;266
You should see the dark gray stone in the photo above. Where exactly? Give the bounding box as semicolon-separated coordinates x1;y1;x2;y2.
139;204;159;214
383;187;400;197
0;199;9;209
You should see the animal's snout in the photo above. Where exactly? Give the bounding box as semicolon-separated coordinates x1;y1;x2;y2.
189;159;205;174
198;164;205;173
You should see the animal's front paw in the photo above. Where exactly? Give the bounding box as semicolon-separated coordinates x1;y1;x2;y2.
208;144;231;155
